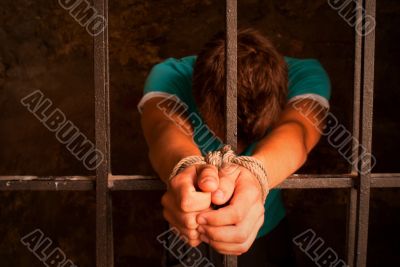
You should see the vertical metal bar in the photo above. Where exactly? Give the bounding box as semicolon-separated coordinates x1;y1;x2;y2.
346;1;364;265
346;188;357;266
225;0;238;151
352;0;363;174
224;0;237;267
355;0;376;266
94;0;113;266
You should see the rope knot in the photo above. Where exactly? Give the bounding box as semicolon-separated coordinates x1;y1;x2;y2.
205;145;236;168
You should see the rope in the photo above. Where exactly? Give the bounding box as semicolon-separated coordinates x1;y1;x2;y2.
169;145;269;202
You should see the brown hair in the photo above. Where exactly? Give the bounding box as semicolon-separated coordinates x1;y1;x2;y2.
192;28;288;145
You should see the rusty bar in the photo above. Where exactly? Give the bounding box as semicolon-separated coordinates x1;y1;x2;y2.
109;175;166;191
351;0;363;175
0;176;94;191
2;173;399;191
109;174;354;189
277;175;354;189
109;174;355;191
94;0;113;265
346;188;357;266
371;174;400;187
355;0;376;265
0;174;362;191
224;0;238;266
346;1;364;265
225;0;238;152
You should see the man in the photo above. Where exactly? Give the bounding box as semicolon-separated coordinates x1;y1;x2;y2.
139;28;330;266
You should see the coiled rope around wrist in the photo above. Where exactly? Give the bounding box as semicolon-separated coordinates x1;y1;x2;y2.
169;145;269;202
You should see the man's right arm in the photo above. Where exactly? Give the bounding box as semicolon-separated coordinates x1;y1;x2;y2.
141;97;219;246
140;97;201;183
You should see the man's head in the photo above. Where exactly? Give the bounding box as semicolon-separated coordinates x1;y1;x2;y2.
193;28;288;145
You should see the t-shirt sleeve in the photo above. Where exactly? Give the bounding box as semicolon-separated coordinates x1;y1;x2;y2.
286;57;331;109
137;57;194;113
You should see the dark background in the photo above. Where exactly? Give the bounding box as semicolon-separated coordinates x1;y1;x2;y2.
0;0;399;266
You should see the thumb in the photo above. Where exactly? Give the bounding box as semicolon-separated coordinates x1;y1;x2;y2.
211;164;240;205
196;164;219;192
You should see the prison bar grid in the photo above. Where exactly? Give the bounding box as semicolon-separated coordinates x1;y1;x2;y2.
0;0;398;266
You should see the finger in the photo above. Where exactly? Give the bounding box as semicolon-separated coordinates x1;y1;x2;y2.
169;165;198;190
201;214;264;255
197;173;260;226
211;164;240;205
196;164;219;192
188;239;202;248
169;224;201;248
162;192;213;229
163;209;200;240
197;203;264;243
162;206;199;230
178;185;212;212
170;167;212;212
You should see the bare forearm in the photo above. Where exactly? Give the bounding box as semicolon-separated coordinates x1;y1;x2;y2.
149;129;200;182
252;121;309;188
140;98;201;182
143;119;200;182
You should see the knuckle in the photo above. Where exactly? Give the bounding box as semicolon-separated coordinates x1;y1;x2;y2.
187;229;199;240
183;215;197;229
180;199;191;212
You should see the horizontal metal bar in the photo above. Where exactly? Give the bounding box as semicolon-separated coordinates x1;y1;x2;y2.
108;175;165;191
278;175;355;189
371;173;400;188
109;174;357;190
1;174;398;191
0;176;94;191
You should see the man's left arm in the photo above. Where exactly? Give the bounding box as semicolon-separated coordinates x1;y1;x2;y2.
252;98;326;188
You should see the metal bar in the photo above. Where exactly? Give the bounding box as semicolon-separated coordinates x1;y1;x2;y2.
347;1;364;264
352;0;363;175
0;176;94;191
225;0;238;152
278;175;354;189
371;174;400;188
109;174;355;190
109;175;356;190
109;175;166;191
355;0;376;265
346;188;357;266
0;174;362;191
224;0;237;266
94;0;113;265
1;173;398;191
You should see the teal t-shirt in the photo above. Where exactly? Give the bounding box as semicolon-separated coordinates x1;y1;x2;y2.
140;55;331;237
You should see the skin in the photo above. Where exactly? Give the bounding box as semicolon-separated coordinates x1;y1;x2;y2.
141;97;326;254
